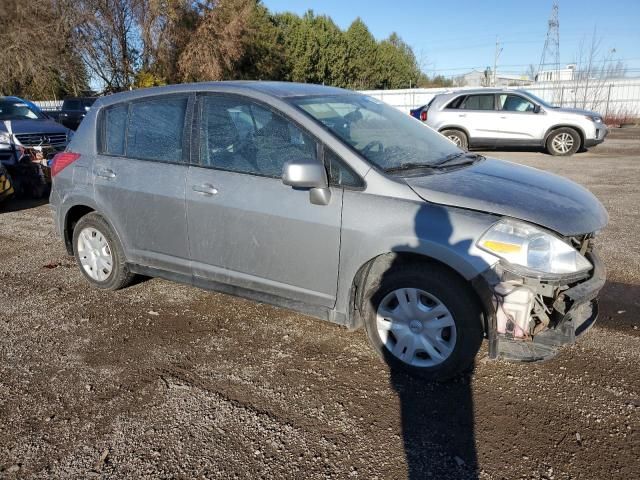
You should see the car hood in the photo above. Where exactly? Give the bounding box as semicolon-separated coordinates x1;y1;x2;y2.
404;158;608;236
4;119;70;135
550;106;600;117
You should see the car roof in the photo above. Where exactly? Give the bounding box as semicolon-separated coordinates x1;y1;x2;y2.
96;81;353;107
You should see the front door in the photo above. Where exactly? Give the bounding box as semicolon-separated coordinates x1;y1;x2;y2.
186;94;343;307
495;93;548;141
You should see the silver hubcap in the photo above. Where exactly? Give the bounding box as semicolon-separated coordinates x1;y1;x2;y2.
376;288;457;368
77;227;113;282
447;134;462;147
552;132;574;153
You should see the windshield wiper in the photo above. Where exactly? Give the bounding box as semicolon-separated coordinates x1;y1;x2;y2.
384;162;438;173
436;152;484;167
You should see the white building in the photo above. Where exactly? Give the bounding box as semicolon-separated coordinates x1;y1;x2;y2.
535;64;576;83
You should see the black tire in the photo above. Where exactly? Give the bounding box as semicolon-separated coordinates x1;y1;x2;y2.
546;127;581;156
72;212;135;290
441;129;468;151
362;262;483;381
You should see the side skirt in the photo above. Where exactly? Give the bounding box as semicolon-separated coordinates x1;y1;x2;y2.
128;264;351;328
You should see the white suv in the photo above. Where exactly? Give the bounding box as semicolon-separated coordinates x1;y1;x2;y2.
422;89;608;156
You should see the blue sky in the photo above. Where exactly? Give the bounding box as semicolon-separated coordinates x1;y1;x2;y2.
263;0;640;78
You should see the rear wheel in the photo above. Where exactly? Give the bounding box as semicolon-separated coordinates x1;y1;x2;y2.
72;213;135;290
362;263;483;381
441;129;468;151
546;128;580;156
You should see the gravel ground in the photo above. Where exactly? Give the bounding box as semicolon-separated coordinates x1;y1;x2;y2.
0;134;638;479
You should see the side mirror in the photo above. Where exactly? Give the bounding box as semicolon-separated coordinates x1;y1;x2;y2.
533;104;541;114
282;158;331;206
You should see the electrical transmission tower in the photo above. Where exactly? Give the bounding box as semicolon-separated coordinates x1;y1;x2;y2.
537;1;560;82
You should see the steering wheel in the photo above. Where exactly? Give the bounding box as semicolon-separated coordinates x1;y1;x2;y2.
362;140;383;156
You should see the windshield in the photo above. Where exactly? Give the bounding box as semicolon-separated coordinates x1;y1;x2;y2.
0;99;45;120
292;94;461;171
519;91;554;109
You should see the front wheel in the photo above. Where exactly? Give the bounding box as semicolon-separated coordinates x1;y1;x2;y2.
546;128;581;156
363;263;483;381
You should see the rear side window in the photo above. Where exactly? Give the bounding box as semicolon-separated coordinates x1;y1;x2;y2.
445;96;465;109
461;94;495;110
103;104;128;156
126;96;188;162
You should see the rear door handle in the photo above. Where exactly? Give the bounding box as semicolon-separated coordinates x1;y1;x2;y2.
192;183;218;196
458;113;467;117
96;168;116;179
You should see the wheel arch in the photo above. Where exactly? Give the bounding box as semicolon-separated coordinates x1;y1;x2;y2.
438;125;470;139
63;204;127;261
347;251;490;335
544;124;585;147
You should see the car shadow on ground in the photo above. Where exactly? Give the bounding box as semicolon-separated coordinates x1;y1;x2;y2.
596;280;640;332
0;197;48;214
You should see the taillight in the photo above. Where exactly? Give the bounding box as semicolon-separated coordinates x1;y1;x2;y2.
420;111;428;121
51;152;81;177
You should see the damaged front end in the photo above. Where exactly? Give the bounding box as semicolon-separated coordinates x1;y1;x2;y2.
474;220;606;361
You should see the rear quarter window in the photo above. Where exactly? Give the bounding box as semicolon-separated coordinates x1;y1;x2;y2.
102;104;128;156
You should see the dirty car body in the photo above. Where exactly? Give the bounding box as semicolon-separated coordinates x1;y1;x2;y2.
49;82;608;379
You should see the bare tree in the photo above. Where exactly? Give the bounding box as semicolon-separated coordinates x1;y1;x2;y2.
0;0;87;99
177;0;254;82
570;28;625;111
74;0;140;92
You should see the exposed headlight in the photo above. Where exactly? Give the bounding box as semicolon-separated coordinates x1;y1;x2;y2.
585;115;602;123
0;131;12;149
478;219;592;276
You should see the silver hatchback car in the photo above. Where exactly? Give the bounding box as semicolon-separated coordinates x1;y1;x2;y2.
422;88;608;156
50;82;608;380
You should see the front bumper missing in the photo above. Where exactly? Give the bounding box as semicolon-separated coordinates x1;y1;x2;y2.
475;251;606;362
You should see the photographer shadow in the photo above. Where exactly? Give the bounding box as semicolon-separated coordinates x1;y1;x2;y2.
375;204;488;479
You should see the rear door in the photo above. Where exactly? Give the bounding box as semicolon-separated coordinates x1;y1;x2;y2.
185;93;343;308
455;93;500;140
93;94;192;275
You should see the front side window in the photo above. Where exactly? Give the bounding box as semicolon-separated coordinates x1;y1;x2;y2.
126;96;188;162
461;94;495;110
199;96;317;178
325;149;363;188
292;94;460;172
499;94;535;112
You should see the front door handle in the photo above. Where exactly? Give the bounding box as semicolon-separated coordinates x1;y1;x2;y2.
96;168;116;179
458;113;467;117
192;183;218;196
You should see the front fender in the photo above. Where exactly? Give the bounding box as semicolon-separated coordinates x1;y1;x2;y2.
334;191;500;320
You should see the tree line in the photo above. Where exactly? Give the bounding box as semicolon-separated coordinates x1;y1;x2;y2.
0;0;452;100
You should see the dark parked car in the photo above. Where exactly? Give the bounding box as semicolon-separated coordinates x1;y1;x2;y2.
0;96;72;197
51;82;607;380
55;97;97;130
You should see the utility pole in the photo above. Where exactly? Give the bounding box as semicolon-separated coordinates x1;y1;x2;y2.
493;36;503;87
